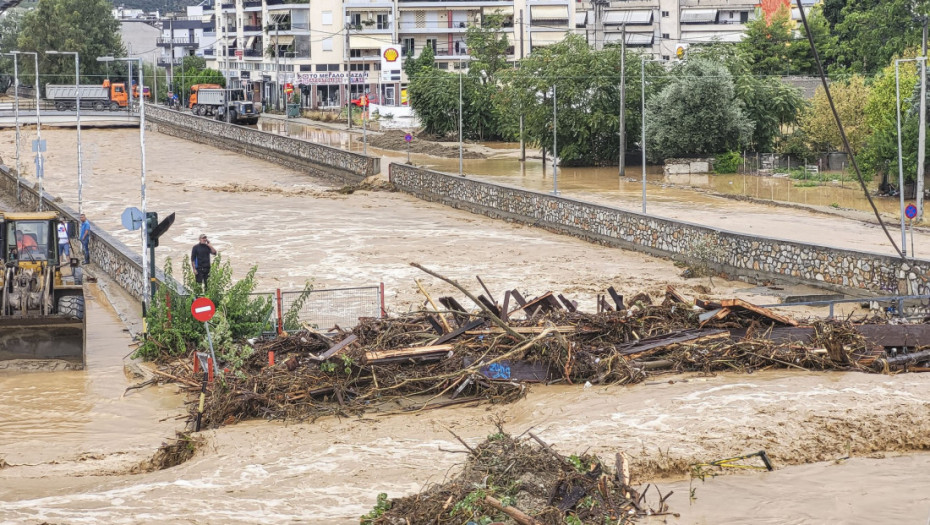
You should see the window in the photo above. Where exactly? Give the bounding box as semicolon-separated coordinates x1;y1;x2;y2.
350;49;362;58
322;37;333;51
662;55;669;60
402;37;415;56
661;11;669;17
740;11;749;23
377;14;389;30
425;38;437;51
661;33;669;39
322;11;332;25
349;13;361;28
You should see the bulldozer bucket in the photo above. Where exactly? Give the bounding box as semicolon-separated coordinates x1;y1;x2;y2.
0;315;86;368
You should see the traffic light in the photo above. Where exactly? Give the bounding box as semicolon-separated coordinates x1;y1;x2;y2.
145;212;159;248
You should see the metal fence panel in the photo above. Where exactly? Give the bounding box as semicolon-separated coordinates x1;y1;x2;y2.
277;285;382;330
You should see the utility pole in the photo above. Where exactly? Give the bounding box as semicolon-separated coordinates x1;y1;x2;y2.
345;22;352;129
619;23;626;176
275;20;281;112
918;16;928;222
518;10;524;161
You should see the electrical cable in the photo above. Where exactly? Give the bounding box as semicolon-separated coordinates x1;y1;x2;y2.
795;0;909;262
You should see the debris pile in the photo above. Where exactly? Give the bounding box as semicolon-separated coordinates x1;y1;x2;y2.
361;427;676;525
157;261;930;430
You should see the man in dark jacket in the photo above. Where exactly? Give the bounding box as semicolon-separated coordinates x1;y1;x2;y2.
191;234;217;288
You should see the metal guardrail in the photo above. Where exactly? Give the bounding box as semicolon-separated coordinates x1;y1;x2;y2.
757;294;930;320
276;284;385;331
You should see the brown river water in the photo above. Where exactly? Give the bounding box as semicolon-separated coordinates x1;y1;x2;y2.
1;124;930;523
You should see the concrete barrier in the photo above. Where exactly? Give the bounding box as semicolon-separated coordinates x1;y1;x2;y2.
145;105;379;185
389;163;930;297
0;165;156;302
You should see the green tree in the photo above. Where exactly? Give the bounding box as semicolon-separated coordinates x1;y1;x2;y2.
833;0;925;76
860;60;920;183
403;43;435;80
787;4;838;75
17;0;125;88
799;75;871;154
645;58;752;160
497;35;654;165
465;11;510;81
737;6;793;75
0;11;24;93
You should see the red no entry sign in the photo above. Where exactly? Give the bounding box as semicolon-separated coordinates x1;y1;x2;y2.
191;297;216;322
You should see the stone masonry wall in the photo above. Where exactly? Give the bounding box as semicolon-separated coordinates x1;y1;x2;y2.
0;165;153;302
389;163;930;297
145;106;379;185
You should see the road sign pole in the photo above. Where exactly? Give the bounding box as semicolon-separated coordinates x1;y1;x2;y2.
203;321;218;375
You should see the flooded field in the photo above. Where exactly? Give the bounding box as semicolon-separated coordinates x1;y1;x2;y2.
1;125;928;524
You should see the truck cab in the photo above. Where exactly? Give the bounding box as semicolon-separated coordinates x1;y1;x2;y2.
104;79;129;109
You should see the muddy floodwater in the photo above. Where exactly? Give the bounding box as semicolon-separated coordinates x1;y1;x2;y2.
1;126;929;524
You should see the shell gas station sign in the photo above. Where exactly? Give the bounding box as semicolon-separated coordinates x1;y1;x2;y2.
381;45;402;82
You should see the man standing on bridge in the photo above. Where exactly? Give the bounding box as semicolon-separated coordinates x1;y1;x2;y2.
191;234;217;289
79;214;91;264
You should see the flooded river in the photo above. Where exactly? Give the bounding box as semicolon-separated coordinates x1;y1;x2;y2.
1;123;929;523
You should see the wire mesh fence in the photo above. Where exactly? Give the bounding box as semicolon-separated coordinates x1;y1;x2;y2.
274;285;384;331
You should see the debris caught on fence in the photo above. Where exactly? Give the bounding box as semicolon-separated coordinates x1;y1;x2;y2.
155;265;930;430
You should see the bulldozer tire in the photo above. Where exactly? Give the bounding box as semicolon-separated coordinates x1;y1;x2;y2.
58;295;85;320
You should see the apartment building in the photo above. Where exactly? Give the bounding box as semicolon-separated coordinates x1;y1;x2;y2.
196;0;814;109
157;6;215;72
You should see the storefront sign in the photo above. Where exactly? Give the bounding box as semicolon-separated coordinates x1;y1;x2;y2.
293;72;370;86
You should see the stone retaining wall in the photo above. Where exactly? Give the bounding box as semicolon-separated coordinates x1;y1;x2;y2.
0;165;153;302
145;106;379;185
389;163;930;297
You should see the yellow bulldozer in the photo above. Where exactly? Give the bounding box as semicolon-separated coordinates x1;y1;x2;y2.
0;211;86;368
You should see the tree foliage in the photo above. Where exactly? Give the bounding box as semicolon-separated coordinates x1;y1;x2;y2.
832;0;925;76
17;0;125;88
859;61;920;182
645;58;752;161
799;75;871;154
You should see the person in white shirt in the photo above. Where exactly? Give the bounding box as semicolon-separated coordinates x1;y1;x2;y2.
57;219;70;258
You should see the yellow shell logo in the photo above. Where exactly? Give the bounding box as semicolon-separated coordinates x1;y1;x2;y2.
676;46;686;59
383;48;399;62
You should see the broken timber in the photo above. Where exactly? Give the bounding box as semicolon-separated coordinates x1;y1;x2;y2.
613;329;729;357
365;344;454;365
308;334;358;362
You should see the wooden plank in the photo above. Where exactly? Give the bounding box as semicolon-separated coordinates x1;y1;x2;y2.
464;357;552;382
598;295;614;312
615;329;728;357
438;296;470;326
695;298;721;310
699;308;731;327
501;291;512;322
509;291;555;318
308;334;357;362
544;294;564;311
434;319;485;345
476;275;496;308
425;315;444;335
365;344;453;364
477;294;501;317
720;298;798;326
557;294;577;312
665;285;688;304
607;286;624;310
856;324;930;349
466;326;575;335
510;289;528;307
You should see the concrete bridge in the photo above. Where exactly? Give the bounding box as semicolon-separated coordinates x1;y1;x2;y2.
0;106;140;128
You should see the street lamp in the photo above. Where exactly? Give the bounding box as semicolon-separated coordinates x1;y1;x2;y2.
459;58;464;176
2;53;22;199
895;56;926;257
12;51;43;210
46;50;83;215
98;55;150;305
552;84;559;195
640;56;664;214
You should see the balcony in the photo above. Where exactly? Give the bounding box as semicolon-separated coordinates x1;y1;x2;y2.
157;57;184;67
156;37;199;48
398;21;477;33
